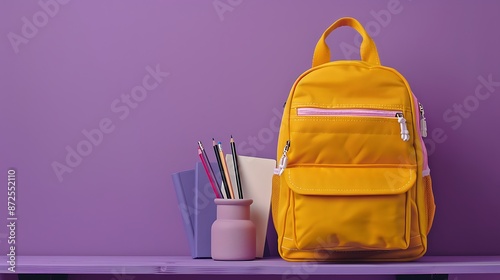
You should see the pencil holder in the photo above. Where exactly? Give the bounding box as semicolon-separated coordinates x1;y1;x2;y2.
211;198;256;261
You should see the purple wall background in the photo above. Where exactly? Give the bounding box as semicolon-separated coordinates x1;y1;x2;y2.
1;0;500;279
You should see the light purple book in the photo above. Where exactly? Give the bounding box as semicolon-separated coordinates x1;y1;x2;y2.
194;161;219;258
171;169;196;258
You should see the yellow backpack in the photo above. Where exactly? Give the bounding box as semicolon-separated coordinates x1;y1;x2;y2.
271;17;436;262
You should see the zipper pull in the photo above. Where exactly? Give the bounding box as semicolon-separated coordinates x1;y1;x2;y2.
277;140;290;176
419;102;428;137
396;113;410;141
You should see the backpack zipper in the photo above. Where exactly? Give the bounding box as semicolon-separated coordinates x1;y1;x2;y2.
418;102;427;138
277;140;290;176
396;112;410;142
297;108;410;141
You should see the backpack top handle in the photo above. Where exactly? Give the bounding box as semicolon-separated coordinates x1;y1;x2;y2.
312;17;381;67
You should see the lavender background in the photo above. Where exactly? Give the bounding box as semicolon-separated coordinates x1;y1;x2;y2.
1;0;500;279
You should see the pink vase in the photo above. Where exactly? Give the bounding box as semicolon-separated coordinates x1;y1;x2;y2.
211;198;256;261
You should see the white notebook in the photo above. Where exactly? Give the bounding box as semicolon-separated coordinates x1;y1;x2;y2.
226;154;276;258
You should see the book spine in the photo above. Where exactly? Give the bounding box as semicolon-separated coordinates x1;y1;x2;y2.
171;173;196;258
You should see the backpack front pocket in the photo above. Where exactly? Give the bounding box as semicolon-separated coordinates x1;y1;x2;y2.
288;107;417;167
284;166;415;251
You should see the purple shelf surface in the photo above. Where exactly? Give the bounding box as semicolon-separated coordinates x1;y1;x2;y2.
1;256;500;275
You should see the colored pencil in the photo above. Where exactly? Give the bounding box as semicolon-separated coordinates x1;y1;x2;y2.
213;138;231;199
198;148;221;198
230;136;243;199
218;142;235;199
198;141;222;197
